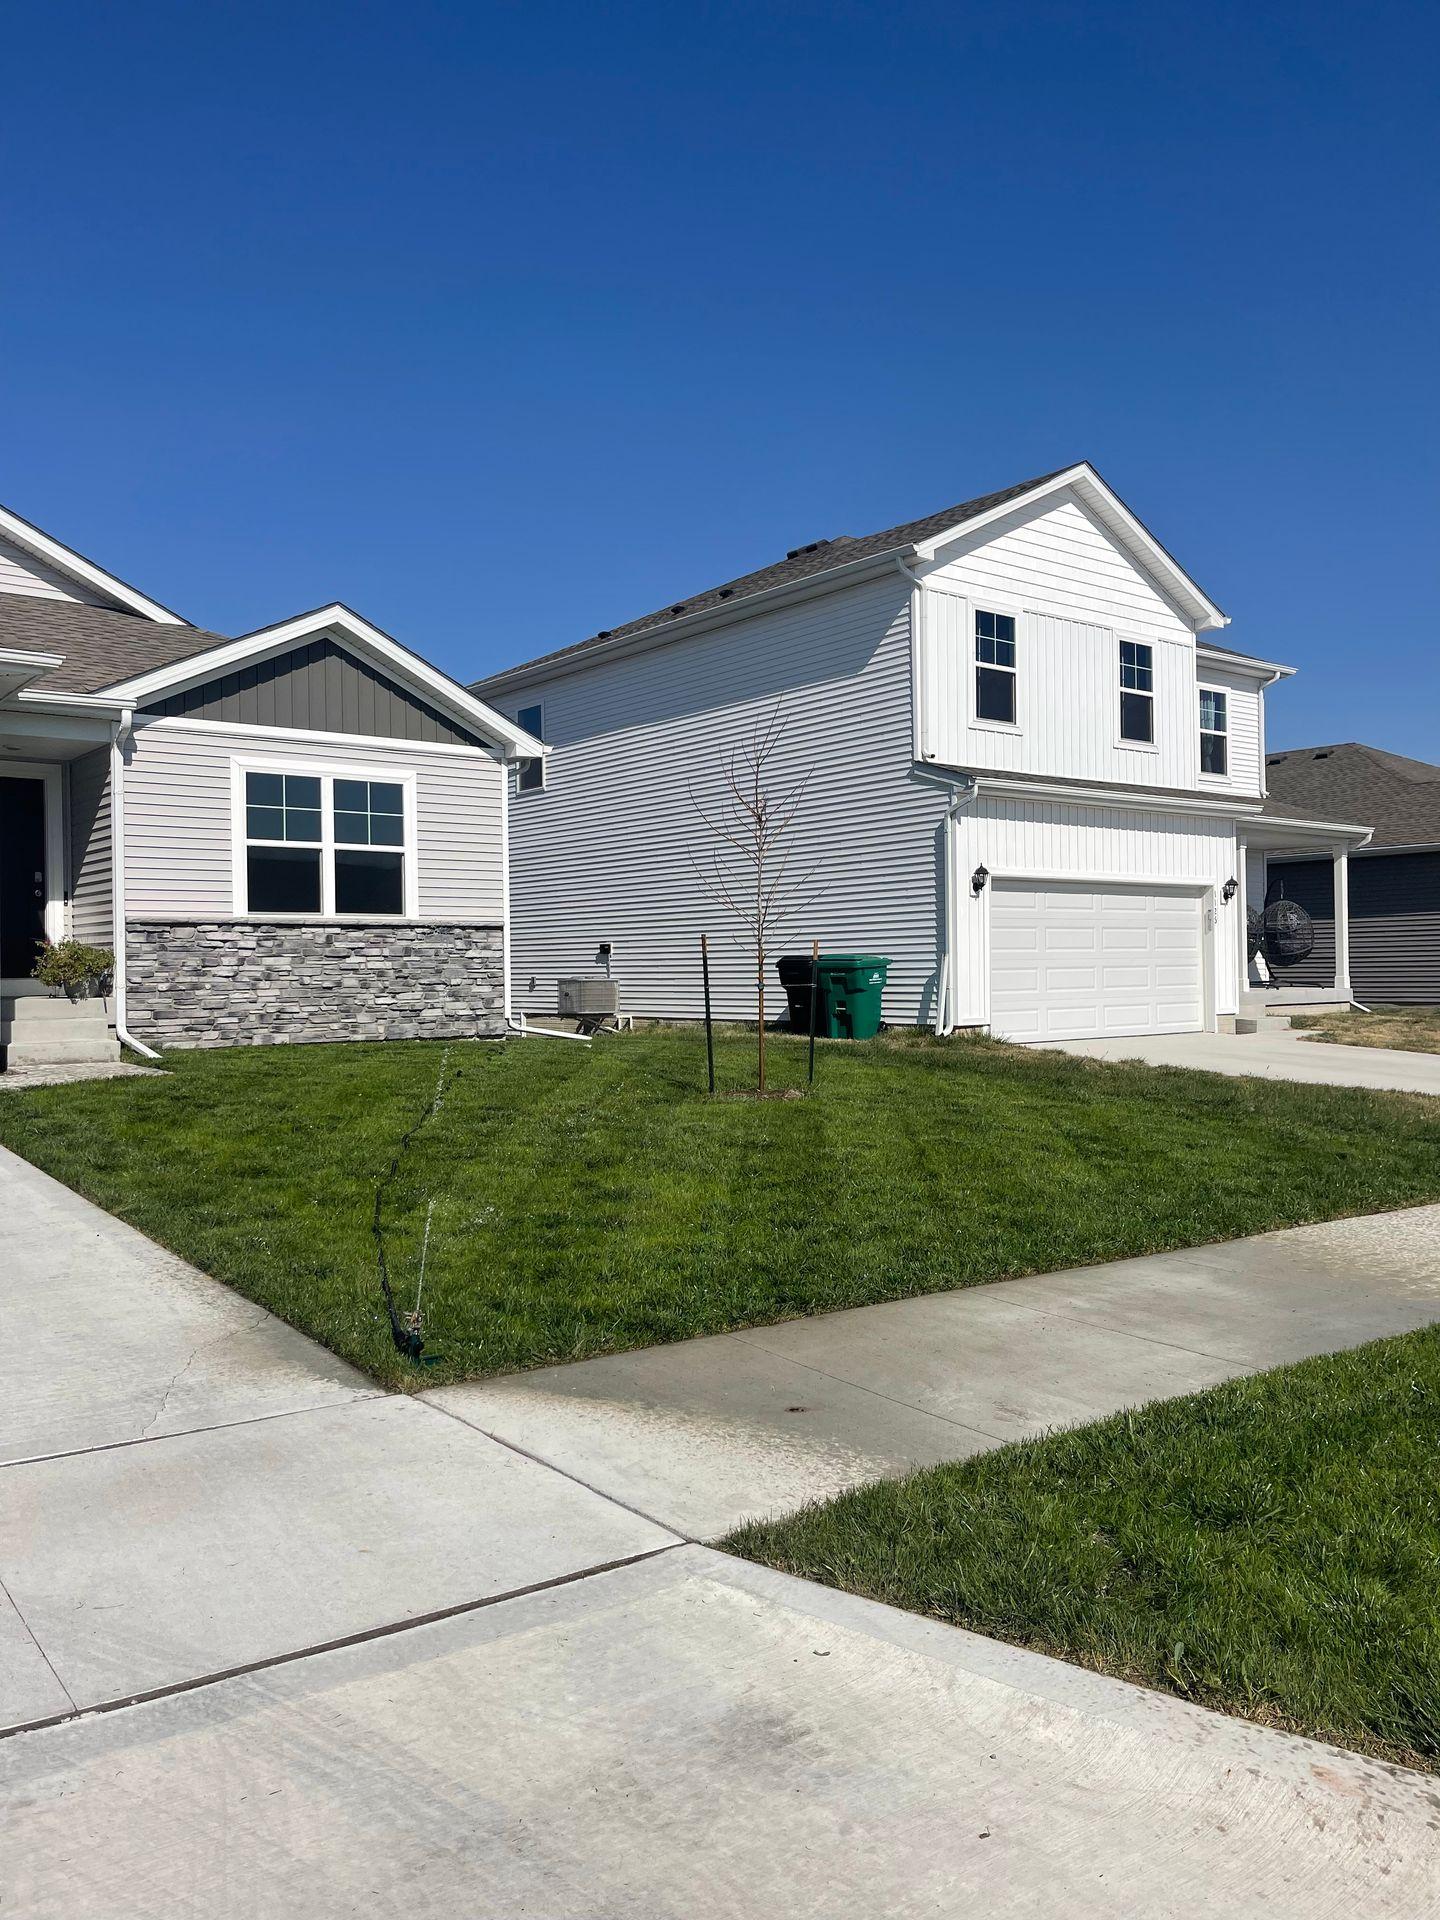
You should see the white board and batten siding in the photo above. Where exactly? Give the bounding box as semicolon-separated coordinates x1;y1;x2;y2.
122;722;505;922
916;490;1264;799
951;793;1240;1029
504;574;951;1025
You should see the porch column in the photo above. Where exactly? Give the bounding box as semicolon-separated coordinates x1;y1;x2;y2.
1332;843;1351;997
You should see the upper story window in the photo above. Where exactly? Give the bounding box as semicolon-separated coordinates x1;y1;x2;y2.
241;767;411;917
516;702;545;792
1199;688;1229;776
1118;640;1154;743
974;611;1017;724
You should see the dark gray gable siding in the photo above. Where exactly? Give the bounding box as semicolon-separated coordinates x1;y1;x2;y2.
1265;852;1440;1004
148;635;486;747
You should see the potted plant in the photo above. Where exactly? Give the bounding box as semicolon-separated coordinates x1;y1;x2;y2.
31;939;115;1002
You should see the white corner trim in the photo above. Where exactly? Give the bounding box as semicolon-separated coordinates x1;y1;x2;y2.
101;604;546;758
0;503;186;623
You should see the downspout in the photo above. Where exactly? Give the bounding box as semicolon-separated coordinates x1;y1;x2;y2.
109;710;161;1062
497;749;590;1044
894;553;981;1035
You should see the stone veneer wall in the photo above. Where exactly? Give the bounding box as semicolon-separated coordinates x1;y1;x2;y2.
125;921;504;1048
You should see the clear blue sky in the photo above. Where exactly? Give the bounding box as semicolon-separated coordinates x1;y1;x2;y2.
3;2;1436;751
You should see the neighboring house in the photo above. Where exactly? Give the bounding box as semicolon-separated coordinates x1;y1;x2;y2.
0;503;541;1065
1258;743;1440;1004
477;463;1370;1041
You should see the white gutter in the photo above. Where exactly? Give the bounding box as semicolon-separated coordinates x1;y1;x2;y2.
109;709;161;1062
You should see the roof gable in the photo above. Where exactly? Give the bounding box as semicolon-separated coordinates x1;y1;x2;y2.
150;633;487;748
0;502;186;622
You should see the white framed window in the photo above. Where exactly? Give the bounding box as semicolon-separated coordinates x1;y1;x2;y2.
1118;640;1155;743
1199;688;1229;776
974;609;1018;726
515;702;545;792
232;760;418;918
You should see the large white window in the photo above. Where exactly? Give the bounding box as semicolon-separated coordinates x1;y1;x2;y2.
1199;688;1229;776
236;763;416;917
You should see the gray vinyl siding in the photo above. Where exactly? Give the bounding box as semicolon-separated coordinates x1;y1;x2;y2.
123;722;505;922
67;747;113;943
502;574;949;1025
1350;852;1440;1004
150;635;485;748
1263;859;1335;986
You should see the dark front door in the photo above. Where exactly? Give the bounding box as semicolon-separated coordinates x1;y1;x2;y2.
0;777;48;979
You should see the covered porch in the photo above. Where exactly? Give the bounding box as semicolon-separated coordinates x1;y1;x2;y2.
1;650;124;1062
1238;810;1373;1011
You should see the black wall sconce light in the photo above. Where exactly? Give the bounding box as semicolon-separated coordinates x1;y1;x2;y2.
971;864;990;896
1221;877;1239;903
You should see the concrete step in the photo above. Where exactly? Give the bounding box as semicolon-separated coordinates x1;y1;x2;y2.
1;994;114;1027
4;1032;121;1068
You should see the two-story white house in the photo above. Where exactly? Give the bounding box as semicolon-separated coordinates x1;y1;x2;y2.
477;464;1369;1041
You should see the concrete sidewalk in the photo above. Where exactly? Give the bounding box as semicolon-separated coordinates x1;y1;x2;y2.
1044;1026;1440;1095
7;1546;1438;1919
427;1204;1440;1537
4;1143;1440;1916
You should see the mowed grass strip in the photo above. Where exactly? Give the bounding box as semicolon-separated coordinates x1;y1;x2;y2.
1;1028;1439;1388
724;1328;1440;1771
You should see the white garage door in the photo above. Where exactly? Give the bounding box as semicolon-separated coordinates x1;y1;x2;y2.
989;880;1205;1041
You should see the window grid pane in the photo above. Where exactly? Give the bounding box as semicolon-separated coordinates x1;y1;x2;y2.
245;771;323;845
1120;690;1154;743
1119;641;1153;692
329;779;406;849
1199;690;1228;732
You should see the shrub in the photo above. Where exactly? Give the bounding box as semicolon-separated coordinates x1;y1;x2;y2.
31;940;114;998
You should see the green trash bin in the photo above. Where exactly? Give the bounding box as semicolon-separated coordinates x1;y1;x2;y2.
771;953;887;1040
817;953;890;1039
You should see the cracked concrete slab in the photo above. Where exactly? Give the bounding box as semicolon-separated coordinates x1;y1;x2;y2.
0;1394;674;1720
4;1547;1436;1919
0;1145;371;1463
430;1205;1440;1537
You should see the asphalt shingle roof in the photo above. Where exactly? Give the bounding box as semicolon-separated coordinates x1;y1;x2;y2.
476;468;1085;685
0;596;226;693
476;464;1253;689
1263;743;1440;848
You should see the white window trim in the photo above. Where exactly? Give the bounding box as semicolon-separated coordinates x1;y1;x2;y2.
514;703;545;793
1115;636;1159;753
1197;684;1231;782
969;601;1023;734
230;757;420;920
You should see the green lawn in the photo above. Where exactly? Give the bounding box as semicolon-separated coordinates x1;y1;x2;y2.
1291;1007;1440;1054
725;1328;1440;1771
2;1027;1439;1389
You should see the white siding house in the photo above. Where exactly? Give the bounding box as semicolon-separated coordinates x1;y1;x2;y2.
478;463;1370;1041
0;503;539;1064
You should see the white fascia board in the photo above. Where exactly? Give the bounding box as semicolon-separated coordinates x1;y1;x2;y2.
1197;646;1294;684
99;604;546;759
15;685;130;717
0;503;187;623
0;647;64;675
911;464;1230;634
1250;812;1374;844
972;771;1261;820
473;550;907;698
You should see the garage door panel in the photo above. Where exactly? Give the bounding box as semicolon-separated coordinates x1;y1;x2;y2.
990;880;1204;1041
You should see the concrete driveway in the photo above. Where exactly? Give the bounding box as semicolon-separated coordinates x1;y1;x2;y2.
4;1143;1440;1915
1044;1025;1440;1095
